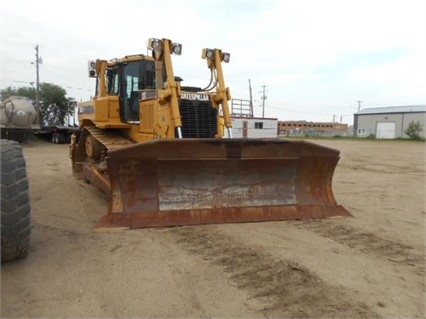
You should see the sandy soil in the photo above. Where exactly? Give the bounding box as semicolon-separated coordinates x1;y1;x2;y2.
1;137;425;318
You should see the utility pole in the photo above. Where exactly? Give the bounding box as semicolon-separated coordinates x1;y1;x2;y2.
248;79;254;117
34;45;42;111
356;100;362;111
260;85;267;118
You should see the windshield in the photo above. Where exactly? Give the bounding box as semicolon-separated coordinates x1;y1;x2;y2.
120;60;155;122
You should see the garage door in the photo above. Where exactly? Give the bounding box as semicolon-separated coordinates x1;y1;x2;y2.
376;122;396;139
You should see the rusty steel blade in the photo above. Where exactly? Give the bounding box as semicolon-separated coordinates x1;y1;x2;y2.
95;139;351;229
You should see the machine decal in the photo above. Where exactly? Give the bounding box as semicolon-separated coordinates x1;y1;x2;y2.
181;92;209;101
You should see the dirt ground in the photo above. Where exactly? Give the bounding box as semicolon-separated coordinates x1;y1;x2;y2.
1;137;425;318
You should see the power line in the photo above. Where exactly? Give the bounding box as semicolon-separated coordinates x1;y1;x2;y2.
42;66;92;91
2;39;36;47
264;104;332;116
1;80;34;85
41;44;92;58
63;86;92;92
1;66;34;76
3;39;91;58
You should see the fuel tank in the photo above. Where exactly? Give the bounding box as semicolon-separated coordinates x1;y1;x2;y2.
0;96;38;128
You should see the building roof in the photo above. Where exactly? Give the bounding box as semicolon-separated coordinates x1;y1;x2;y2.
278;120;336;124
355;105;426;115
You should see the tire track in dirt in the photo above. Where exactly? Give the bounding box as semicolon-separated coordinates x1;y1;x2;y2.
292;220;425;276
30;222;80;249
168;226;378;318
339;162;424;175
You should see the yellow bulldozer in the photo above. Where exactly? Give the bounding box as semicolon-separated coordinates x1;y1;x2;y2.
70;38;350;230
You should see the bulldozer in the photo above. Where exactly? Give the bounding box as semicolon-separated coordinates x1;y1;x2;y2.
70;38;351;230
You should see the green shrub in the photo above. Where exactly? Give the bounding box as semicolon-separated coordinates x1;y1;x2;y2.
405;121;423;140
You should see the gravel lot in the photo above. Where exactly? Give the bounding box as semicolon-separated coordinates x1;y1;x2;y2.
1;138;425;318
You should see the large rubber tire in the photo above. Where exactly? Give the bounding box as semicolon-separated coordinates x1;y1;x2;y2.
1;139;31;263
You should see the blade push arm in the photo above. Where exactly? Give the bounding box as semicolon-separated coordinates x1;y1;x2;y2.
148;38;183;138
202;48;233;137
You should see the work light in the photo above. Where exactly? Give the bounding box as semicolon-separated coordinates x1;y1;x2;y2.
202;48;215;60
88;60;97;77
148;38;162;51
221;52;230;63
172;43;182;55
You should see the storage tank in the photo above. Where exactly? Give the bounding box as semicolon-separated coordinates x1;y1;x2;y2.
0;96;38;127
0;96;40;142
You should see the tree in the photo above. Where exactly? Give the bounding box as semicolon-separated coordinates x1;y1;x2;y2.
1;83;77;126
1;86;36;100
404;120;423;140
38;83;77;126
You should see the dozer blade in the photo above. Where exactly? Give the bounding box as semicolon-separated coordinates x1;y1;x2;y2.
95;139;351;229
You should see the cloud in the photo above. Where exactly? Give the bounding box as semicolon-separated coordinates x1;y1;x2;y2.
1;0;425;123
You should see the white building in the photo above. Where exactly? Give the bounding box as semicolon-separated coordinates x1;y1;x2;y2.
226;116;278;138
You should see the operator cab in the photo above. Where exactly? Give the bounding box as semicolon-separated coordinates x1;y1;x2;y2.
106;59;156;123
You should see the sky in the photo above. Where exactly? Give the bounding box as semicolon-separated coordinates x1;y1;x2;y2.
1;0;425;125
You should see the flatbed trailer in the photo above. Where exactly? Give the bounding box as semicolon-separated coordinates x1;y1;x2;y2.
36;125;78;144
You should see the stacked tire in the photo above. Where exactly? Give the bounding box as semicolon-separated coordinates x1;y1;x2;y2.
1;139;31;263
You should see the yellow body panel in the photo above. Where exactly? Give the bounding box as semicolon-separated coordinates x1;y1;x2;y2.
107;96;120;118
79;96;131;129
